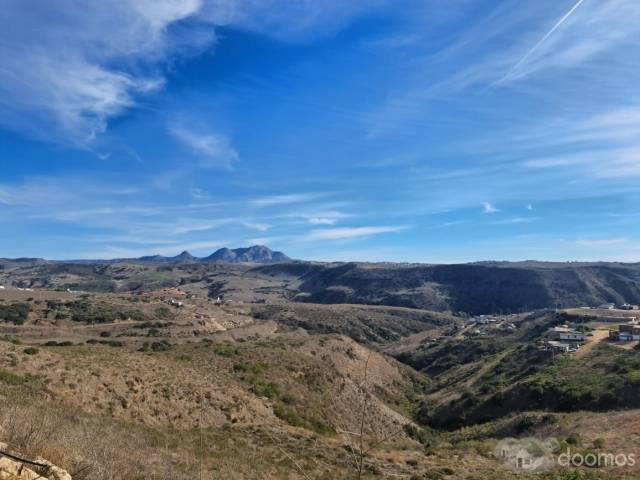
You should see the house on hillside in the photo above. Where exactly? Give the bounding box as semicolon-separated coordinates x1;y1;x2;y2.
541;340;572;353
618;303;639;311
598;303;615;310
550;326;585;342
619;323;640;341
470;315;497;325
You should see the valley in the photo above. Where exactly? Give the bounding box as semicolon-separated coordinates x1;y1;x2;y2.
1;250;639;479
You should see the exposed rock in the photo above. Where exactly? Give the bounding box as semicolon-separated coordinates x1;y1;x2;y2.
0;443;71;480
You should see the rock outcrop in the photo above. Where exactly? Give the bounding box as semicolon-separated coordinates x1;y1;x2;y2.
0;443;71;480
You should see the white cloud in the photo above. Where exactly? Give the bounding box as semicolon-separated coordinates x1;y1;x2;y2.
498;0;587;83
492;217;537;225
366;1;640;138
522;147;640;179
575;237;629;247
0;0;388;144
250;193;322;207
295;210;352;225
200;0;389;41
482;202;499;214
169;124;238;168
241;222;271;232
304;225;408;241
0;0;204;143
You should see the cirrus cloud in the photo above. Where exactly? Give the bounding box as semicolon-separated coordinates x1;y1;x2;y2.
304;225;408;241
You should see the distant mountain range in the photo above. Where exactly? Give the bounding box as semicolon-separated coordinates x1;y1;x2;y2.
1;245;291;265
3;250;640;313
138;245;291;264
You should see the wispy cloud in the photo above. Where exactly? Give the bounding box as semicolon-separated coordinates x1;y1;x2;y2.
250;193;323;208
0;1;203;143
303;225;408;241
292;210;352;225
365;0;640;138
498;0;587;83
169;123;238;168
492;217;538;225
482;202;499;214
0;1;388;145
575;237;629;247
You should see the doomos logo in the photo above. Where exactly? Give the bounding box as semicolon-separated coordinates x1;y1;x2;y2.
494;437;560;473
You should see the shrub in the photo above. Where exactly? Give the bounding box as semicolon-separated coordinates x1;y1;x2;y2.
273;405;305;428
0;369;37;385
212;343;238;357
0;303;31;325
154;306;174;320
23;347;39;355
404;424;437;447
250;381;280;399
280;393;297;405
44;341;74;347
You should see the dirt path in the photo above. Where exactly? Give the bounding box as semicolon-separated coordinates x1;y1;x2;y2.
574;329;608;358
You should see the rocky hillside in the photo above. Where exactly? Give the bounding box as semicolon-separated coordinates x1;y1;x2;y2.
269;261;640;314
3;257;640;314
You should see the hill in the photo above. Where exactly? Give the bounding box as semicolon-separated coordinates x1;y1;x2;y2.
260;261;640;314
3;259;640;314
0;277;639;478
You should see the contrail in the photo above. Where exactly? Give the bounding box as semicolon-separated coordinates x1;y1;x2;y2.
500;0;587;82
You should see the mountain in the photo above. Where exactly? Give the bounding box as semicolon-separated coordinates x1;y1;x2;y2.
126;245;291;265
204;245;290;264
170;251;197;263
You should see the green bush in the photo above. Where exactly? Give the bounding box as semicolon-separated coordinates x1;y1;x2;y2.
280;393;297;405
0;303;31;325
212;343;239;357
404;424;437;447
250;380;281;399
0;368;36;385
273;405;305;428
23;347;39;355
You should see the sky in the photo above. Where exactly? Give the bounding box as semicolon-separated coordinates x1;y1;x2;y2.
1;0;640;263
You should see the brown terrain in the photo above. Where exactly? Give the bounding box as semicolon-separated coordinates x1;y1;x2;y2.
1;255;640;479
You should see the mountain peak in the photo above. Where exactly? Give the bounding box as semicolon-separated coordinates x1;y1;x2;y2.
205;245;290;264
171;251;196;262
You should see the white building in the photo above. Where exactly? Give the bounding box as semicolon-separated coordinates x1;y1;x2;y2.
551;326;585;342
619;323;640;341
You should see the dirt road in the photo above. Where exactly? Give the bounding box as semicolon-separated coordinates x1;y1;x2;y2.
575;329;609;358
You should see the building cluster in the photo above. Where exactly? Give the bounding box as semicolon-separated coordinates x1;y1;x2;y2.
609;321;640;342
469;314;498;325
540;325;585;354
597;302;639;310
466;314;517;337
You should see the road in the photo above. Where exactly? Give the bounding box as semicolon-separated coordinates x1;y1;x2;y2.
574;329;609;358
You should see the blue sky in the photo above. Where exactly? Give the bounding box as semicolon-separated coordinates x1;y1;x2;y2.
1;0;640;262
